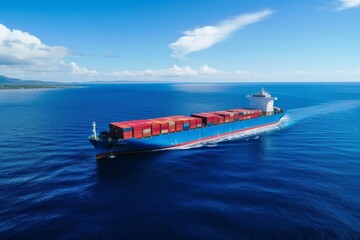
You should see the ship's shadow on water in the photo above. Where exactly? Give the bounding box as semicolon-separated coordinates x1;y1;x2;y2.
95;135;272;182
95;151;170;181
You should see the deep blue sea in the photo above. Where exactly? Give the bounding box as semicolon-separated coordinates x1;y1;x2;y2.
0;83;360;239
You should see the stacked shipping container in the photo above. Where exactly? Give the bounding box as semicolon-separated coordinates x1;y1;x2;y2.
109;122;133;139
109;108;263;139
228;109;262;120
191;113;220;126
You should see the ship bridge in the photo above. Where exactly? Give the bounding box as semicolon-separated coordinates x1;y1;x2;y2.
247;88;277;115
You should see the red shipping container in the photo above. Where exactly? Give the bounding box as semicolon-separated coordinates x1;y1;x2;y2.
142;128;151;137
139;121;157;137
191;113;212;124
140;122;151;129
204;113;219;124
169;126;176;133
228;112;235;122
133;130;143;139
124;120;152;138
231;108;262;116
131;124;145;137
152;128;160;136
168;116;200;128
156;118;176;129
122;131;132;139
175;123;183;131
150;120;169;131
165;117;184;132
189;118;197;129
191;113;217;126
195;118;202;127
111;122;131;129
150;122;160;130
177;116;193;124
167;120;175;126
229;108;251;115
160;123;169;130
212;115;219;124
125;121;142;131
231;112;239;120
180;119;190;125
133;125;142;131
173;116;200;130
218;115;224;124
175;121;184;132
212;112;230;123
162;119;175;133
109;122;133;139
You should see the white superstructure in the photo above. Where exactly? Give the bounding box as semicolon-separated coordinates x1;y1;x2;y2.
247;88;277;114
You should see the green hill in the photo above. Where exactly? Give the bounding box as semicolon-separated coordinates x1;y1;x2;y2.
0;75;75;89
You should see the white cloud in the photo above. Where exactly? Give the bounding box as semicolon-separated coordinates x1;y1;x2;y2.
112;65;215;78
2;60;360;82
70;62;98;75
110;67;360;82
168;9;274;58
0;23;100;81
0;24;68;65
0;60;99;81
336;0;360;10
199;65;219;74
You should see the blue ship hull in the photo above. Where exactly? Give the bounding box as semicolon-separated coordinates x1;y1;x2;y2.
89;113;285;159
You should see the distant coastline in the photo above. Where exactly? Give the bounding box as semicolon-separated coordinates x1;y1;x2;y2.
0;75;82;90
0;85;81;90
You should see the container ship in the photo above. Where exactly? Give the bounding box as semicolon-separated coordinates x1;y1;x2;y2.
89;88;285;159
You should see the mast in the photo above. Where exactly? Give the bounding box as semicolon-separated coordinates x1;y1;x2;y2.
92;121;97;140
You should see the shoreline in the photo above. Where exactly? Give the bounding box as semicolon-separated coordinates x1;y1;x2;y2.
0;85;83;90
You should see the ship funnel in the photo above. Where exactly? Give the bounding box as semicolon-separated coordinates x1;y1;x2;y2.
246;88;277;114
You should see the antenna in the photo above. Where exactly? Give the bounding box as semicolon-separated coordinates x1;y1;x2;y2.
261;87;266;94
92;121;97;139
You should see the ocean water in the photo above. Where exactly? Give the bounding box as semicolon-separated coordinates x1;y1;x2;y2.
0;83;359;239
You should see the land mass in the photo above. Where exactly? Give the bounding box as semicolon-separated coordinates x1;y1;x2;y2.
0;75;79;89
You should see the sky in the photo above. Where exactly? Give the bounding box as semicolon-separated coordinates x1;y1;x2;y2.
0;0;359;82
